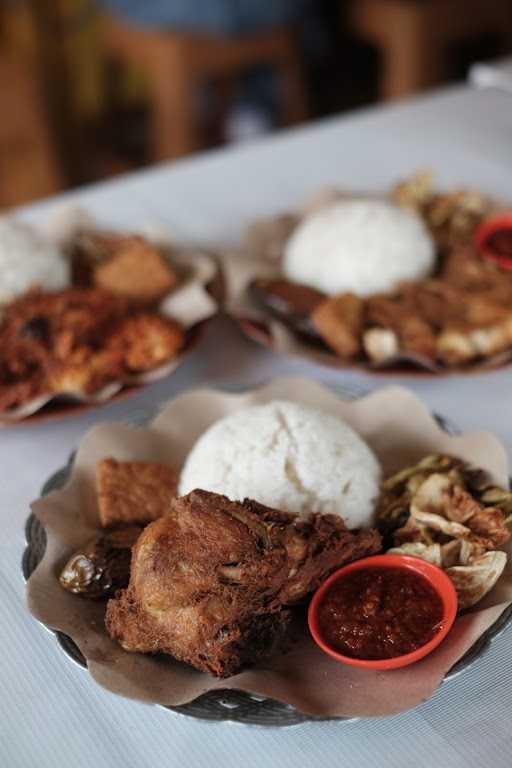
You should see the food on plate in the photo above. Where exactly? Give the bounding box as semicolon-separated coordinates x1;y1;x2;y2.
315;565;444;660
0;219;197;417
92;235;178;303
97;458;179;527
313;268;512;367
249;278;324;339
179;400;381;528
60;526;142;598
283;199;436;297
0;218;69;304
0;288;185;412
393;170;492;246
311;293;364;359
245;172;512;369
105;489;381;677
105;313;184;373
377;454;511;609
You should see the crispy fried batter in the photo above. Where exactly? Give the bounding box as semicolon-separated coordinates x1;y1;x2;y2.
0;376;42;412
45;348;123;395
312;254;512;367
392;171;492;246
106;313;184;372
106;489;381;677
0;288;184;411
94;237;178;304
0;334;47;410
97;458;179;527
4;288;127;347
311;293;363;359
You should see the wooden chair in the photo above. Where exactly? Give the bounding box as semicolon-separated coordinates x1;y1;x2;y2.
100;12;307;162
349;0;512;100
0;5;64;206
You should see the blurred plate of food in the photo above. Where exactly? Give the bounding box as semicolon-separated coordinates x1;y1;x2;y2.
0;209;219;424
221;171;512;375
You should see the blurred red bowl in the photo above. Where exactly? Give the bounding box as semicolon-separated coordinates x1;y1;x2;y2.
475;211;512;270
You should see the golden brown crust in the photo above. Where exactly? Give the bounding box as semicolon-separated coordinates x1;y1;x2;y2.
106;489;381;677
106;314;184;373
93;237;178;304
311;258;512;367
0;288;184;411
96;458;179;527
46;348;123;395
311;293;364;359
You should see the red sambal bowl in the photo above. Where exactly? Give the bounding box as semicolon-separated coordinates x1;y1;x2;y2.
474;211;512;270
308;554;457;671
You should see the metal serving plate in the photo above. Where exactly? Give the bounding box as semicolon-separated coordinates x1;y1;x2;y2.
22;393;512;726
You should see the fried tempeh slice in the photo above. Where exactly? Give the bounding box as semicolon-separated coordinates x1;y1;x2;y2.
106;489;381;677
94;236;178;303
311;293;364;358
96;458;179;527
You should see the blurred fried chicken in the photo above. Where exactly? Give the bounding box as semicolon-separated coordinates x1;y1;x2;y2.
106;489;381;677
0;288;184;411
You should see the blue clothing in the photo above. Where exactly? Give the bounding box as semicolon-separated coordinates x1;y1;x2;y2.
100;0;302;34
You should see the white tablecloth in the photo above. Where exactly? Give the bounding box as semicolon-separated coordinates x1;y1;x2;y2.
2;84;512;768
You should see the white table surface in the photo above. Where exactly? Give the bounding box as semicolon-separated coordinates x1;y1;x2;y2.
3;84;512;768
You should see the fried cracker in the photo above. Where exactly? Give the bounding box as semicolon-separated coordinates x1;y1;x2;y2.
97;458;179;527
94;237;178;303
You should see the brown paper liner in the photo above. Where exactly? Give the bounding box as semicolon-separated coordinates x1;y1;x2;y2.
1;208;219;424
221;189;512;376
26;378;512;717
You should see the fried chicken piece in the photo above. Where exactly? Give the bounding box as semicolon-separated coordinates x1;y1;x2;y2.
45;347;123;395
311;293;364;358
106;313;184;372
0;377;42;412
0;288;186;410
365;290;437;360
398;316;437;359
0;334;47;410
2;288;128;358
97;458;179;527
94;237;178;304
440;246;512;301
106;489;381;677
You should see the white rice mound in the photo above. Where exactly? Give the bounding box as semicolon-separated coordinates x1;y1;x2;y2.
179;400;381;529
283;198;435;297
0;218;69;304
